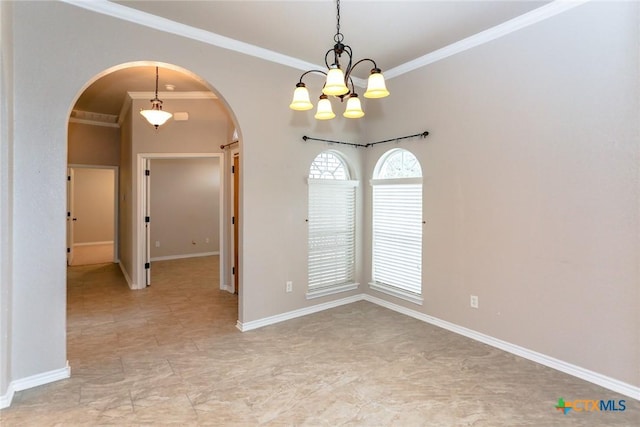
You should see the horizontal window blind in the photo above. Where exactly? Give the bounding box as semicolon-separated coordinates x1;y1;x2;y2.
308;181;357;290
372;183;422;294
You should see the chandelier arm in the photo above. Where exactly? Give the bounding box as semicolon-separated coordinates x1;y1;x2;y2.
298;69;328;84
349;58;378;74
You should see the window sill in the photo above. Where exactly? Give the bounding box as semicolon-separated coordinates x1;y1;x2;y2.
368;282;423;305
306;283;359;300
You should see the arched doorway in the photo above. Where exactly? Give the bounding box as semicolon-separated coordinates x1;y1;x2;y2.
67;61;241;323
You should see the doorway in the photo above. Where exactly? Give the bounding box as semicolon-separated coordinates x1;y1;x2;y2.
138;153;225;288
66;165;118;266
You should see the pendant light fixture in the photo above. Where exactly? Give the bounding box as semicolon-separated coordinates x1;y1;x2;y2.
140;66;172;129
289;0;389;120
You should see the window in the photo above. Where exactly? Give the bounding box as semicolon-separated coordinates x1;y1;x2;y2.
371;149;423;304
307;151;358;298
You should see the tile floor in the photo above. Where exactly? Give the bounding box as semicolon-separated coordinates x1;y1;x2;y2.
1;256;638;426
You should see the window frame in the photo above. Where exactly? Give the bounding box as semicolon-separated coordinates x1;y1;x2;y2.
369;149;423;305
306;151;359;299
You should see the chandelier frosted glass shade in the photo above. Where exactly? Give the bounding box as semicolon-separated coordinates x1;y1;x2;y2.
322;67;349;96
314;95;335;120
289;0;389;120
140;99;172;129
343;94;364;118
289;83;313;111
364;69;390;99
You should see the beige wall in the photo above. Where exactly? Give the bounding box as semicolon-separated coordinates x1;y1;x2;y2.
150;158;220;259
71;168;115;244
0;0;14;401
362;1;639;387
68;122;119;166
4;0;638;402
120;97;231;288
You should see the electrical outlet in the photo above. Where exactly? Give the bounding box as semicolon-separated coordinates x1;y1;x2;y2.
155;241;160;247
470;295;479;309
286;281;293;293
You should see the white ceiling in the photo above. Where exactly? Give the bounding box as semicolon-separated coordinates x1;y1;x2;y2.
72;0;555;124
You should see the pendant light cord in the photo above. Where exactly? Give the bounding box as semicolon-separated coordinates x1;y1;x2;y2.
154;66;159;99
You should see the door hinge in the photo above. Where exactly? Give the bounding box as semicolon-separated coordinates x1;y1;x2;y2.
232;266;235;275
145;169;150;176
67;211;71;217
145;216;150;223
232;165;235;174
232;216;235;225
67;248;71;253
67;176;71;181
145;262;150;269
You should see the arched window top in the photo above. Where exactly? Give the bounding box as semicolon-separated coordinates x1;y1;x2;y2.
309;151;350;180
374;148;422;179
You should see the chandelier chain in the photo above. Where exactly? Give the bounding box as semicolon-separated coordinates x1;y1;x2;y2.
334;0;343;44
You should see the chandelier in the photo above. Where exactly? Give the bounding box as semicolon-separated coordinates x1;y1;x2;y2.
289;0;389;120
140;66;173;129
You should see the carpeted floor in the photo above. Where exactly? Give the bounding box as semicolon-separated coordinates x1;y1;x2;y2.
1;256;638;426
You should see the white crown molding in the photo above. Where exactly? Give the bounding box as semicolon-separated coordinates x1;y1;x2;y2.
384;0;591;79
61;0;590;83
60;0;324;73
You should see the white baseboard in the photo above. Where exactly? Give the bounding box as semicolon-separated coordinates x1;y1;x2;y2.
118;261;134;289
236;294;364;332
150;251;219;262
0;362;71;409
363;294;640;401
0;384;15;409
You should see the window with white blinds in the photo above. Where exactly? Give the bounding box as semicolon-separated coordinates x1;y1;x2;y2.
307;151;358;299
371;149;423;304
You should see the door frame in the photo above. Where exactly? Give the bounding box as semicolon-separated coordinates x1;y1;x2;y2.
136;153;225;290
67;164;119;265
230;147;239;294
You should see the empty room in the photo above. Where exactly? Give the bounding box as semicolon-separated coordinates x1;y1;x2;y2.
0;0;639;425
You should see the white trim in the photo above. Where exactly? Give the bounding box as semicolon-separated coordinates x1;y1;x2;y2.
363;294;640;401
370;177;423;186
0;384;15;409
69;117;120;128
118;261;134;290
128;91;217;100
59;0;329;77
60;0;588;83
0;363;71;409
136;153;225;290
236;294;364;332
384;0;591;79
306;283;359;300
67;165;120;265
73;240;114;247
368;282;423;305
150;251;219;262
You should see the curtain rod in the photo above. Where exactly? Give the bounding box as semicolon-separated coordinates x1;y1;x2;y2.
302;131;429;148
220;140;239;149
